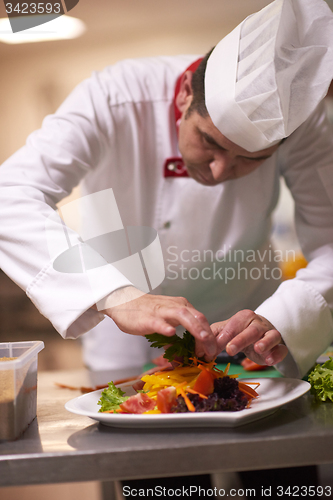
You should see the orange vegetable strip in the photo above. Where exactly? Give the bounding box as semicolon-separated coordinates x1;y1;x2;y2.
187;388;208;399
238;381;259;398
223;363;230;376
195;359;216;369
241;381;260;393
240;390;256;400
170;359;183;366
238;383;259;397
198;364;214;373
176;381;187;388
179;386;195;412
196;363;221;382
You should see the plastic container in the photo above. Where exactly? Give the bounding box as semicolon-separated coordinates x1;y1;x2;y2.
0;341;44;441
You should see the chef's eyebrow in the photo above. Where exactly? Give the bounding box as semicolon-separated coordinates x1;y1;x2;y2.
200;131;273;161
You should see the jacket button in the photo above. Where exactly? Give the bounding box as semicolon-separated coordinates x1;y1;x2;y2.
163;221;171;229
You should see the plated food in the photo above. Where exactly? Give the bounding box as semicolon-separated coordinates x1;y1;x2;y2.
65;332;311;427
98;360;259;415
65;377;311;428
97;332;259;415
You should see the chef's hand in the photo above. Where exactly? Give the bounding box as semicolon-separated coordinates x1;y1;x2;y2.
211;309;288;366
99;286;218;360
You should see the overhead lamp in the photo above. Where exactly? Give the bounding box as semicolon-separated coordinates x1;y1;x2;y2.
0;15;85;44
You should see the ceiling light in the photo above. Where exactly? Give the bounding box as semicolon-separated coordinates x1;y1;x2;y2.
0;15;85;44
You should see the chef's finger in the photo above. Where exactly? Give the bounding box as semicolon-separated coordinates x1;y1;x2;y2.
140;316;177;337
262;343;288;366
253;329;283;356
164;306;217;359
189;307;214;335
215;310;256;349
195;338;205;358
210;320;228;337
225;321;272;356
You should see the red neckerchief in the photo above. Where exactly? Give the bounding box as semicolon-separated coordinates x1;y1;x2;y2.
164;58;203;178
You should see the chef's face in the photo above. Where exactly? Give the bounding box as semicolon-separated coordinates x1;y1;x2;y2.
176;72;280;186
178;109;280;186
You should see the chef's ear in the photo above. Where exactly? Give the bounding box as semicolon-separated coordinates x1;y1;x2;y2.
176;71;194;114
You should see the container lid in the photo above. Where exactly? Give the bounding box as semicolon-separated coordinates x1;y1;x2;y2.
0;341;44;370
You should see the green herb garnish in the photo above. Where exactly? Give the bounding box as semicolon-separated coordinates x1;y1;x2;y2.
308;357;333;402
145;330;197;366
97;381;129;412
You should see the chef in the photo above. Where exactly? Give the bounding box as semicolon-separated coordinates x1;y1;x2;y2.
0;0;333;380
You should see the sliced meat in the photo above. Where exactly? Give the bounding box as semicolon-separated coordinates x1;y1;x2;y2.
119;393;156;414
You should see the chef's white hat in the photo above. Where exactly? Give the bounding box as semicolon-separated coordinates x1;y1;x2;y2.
205;0;333;152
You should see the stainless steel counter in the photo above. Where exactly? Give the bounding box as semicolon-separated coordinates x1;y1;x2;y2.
1;369;333;487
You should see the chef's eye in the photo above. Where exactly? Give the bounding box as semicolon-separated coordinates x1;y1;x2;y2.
202;136;214;147
201;133;222;149
241;156;266;165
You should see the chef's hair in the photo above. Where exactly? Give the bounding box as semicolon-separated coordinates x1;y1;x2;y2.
186;48;214;119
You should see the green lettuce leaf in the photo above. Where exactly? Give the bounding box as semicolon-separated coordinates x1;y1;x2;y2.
97;381;129;412
308;357;333;402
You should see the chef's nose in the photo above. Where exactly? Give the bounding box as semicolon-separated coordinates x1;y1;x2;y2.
209;151;235;179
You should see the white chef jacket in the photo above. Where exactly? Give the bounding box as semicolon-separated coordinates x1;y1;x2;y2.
1;55;333;378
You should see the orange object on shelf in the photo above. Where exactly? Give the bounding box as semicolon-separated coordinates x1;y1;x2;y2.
281;252;307;280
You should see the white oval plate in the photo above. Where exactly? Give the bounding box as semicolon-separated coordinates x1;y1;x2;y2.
65;378;310;428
